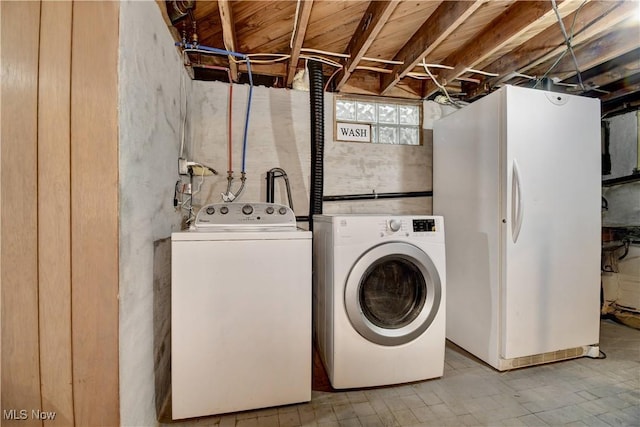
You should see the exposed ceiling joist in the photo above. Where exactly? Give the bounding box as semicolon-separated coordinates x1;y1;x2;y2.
217;0;239;81
333;0;400;90
466;0;634;98
599;76;640;103
477;1;625;87
531;22;640;85
380;0;485;96
520;1;635;74
286;0;314;86
422;0;584;98
569;48;640;89
163;1;640;114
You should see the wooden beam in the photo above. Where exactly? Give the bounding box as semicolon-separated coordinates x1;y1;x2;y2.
598;76;640;103
422;0;579;98
286;0;314;86
528;21;640;84
342;70;423;99
218;0;239;81
240;62;287;77
495;1;630;77
569;48;640;89
466;0;633;98
380;0;485;96
334;0;399;90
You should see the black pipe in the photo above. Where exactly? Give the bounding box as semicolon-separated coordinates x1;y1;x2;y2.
265;170;276;203
265;167;295;209
323;190;433;202
308;60;325;230
602;174;640;187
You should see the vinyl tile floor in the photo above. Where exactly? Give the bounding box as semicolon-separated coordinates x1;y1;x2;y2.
163;319;640;427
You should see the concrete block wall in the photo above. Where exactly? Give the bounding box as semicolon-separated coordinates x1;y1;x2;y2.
118;1;186;425
187;82;440;219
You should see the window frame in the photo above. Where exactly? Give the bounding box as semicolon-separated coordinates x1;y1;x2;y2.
333;95;424;146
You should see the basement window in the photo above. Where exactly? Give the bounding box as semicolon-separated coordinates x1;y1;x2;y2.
334;96;422;145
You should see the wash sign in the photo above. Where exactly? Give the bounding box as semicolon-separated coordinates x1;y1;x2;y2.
336;122;371;142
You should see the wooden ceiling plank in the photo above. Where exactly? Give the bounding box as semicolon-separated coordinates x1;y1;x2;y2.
218;0;239;81
599;79;640;103
286;0;314;86
334;0;400;90
569;48;640;89
422;0;581;98
486;1;626;78
465;0;630;98
342;70;423;99
380;0;485;96
239;62;288;77
531;22;640;84
518;2;636;76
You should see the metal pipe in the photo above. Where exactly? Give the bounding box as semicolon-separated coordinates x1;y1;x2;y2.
323;190;433;202
265;170;276;203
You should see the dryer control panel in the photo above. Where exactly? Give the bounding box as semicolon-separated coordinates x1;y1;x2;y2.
412;219;436;232
195;202;296;230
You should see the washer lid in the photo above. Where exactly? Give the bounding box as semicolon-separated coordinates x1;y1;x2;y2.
345;241;442;346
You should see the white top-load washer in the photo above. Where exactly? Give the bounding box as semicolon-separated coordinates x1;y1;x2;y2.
171;203;311;419
313;214;446;389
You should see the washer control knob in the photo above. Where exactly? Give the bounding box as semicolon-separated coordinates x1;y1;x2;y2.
220;206;229;215
265;206;275;215
278;206;288;215
205;206;215;215
242;204;254;215
389;219;402;232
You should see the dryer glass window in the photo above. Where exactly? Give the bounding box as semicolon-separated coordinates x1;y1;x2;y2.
359;255;427;329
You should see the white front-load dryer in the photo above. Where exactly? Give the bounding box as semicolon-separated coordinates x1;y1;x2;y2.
313;214;446;389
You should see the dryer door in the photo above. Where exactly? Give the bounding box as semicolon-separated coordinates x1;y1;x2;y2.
345;242;441;346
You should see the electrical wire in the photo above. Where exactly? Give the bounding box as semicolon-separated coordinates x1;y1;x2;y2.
299;54;343;68
355;66;393;73
230;53;291;64
586;350;607;360
300;47;350;59
421;58;462;108
324;66;343;91
290;0;301;49
464;68;499;77
361;56;404;65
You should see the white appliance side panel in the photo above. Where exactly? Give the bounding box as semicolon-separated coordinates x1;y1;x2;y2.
502;86;601;359
433;89;503;365
171;238;312;419
312;219;334;376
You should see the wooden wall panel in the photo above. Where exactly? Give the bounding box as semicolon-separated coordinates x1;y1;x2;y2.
0;2;43;426
70;2;120;426
37;2;74;425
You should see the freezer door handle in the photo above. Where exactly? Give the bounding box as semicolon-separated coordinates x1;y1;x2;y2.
511;159;524;243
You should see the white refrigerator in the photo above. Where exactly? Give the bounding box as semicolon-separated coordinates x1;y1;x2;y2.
433;85;601;370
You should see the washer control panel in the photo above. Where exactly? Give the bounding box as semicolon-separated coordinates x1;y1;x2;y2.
195;202;296;229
